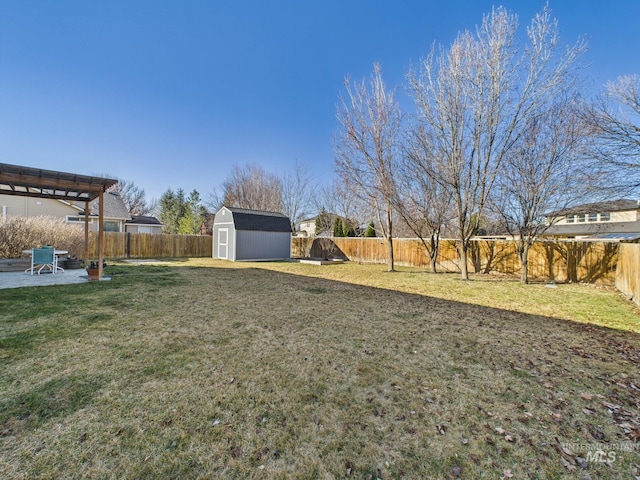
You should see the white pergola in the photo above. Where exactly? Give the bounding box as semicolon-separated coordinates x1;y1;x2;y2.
0;163;118;279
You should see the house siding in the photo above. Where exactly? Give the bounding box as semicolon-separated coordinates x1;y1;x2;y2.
125;224;163;234
613;210;638;222
299;220;315;236
0;193;129;233
0;194;78;218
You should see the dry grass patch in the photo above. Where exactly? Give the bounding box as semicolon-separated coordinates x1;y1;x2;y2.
0;260;639;479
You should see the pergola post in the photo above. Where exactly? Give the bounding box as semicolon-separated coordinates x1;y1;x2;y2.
84;200;90;269
98;191;105;279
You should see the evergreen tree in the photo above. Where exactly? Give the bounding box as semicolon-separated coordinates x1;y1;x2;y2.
333;217;344;237
343;220;355;237
364;222;376;237
158;189;179;233
158;188;202;234
177;190;205;234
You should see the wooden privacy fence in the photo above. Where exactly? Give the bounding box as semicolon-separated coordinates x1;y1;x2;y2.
292;237;620;285
88;232;212;259
616;243;640;306
86;233;638;297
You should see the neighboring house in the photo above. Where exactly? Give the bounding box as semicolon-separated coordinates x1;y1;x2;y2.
125;215;164;234
543;199;640;241
212;206;292;261
298;216;317;237
200;212;216;236
0;191;131;232
298;212;348;237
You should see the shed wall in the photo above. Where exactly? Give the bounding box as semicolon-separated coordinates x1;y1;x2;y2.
235;230;291;260
212;222;236;260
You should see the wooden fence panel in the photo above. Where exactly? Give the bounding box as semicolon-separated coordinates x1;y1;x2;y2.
89;232;212;258
291;237;619;284
616;243;640;306
89;234;622;286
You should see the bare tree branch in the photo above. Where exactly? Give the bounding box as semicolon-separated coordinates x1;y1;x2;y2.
407;5;586;279
334;63;402;271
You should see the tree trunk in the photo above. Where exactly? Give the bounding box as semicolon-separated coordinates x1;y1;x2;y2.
385;207;395;272
459;240;469;280
386;235;395;272
519;242;530;284
429;236;438;273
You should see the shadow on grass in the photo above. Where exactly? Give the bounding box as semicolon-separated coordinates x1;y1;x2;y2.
1;261;639;478
0;373;106;433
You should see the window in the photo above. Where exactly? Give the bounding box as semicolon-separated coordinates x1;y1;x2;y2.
588;213;598;222
66;216;93;224
104;221;120;232
577;214;586;223
566;215;575;223
600;212;611;221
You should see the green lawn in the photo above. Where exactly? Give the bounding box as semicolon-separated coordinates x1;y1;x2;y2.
1;259;639;479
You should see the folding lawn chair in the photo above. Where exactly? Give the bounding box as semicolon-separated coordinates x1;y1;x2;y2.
25;247;55;275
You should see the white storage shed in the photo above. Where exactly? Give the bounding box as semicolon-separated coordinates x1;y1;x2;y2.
213;206;292;261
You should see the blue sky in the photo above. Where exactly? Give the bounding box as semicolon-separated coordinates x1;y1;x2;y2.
1;1;640;203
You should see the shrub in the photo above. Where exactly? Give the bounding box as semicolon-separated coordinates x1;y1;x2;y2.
0;216;86;259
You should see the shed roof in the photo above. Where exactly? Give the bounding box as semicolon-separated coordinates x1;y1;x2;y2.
226;206;292;232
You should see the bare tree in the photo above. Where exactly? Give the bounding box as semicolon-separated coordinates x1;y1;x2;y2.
397;125;453;273
313;177;373;233
407;6;585;279
221;163;283;212
109;178;151;215
491;97;591;283
584;74;640;192
334;63;402;272
280;162;315;232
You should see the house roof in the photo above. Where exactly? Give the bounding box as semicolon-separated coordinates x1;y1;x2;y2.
0;163;117;202
300;212;339;223
545;199;639;217
87;191;131;220
225;206;292;233
544;220;640;236
126;215;163;226
582;233;640;242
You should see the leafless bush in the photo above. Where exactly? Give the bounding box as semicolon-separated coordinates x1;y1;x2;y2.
0;216;85;258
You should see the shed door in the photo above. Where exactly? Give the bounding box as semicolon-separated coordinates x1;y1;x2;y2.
218;228;229;259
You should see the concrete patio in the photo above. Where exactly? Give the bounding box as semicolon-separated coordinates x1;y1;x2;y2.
0;268;91;289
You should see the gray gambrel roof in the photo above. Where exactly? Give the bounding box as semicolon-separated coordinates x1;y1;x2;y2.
225;206;292;233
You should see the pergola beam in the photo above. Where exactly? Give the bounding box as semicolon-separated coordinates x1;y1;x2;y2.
0;164;115;202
